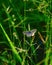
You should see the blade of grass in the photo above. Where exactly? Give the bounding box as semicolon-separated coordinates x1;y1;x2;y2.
0;23;22;64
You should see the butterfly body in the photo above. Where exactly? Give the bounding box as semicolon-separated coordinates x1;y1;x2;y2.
23;29;37;37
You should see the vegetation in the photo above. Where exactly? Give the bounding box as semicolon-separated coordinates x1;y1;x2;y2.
0;0;52;65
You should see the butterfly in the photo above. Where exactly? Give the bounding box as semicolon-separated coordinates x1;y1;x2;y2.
23;29;37;37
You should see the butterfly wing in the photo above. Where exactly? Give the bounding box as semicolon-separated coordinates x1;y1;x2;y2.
23;31;32;37
30;29;37;36
23;29;37;37
31;29;37;33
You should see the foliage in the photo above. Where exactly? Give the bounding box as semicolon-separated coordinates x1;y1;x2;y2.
0;0;52;65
